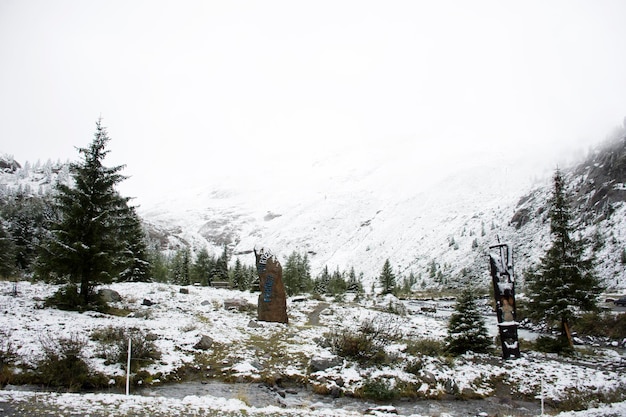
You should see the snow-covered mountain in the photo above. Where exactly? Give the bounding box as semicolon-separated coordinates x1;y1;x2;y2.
138;132;626;291
3;132;625;292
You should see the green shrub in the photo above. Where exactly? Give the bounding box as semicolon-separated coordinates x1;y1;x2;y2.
327;316;402;365
0;330;16;386
404;358;423;375
91;326;160;372
405;338;446;357
358;378;399;401
117;329;161;372
532;336;573;355
38;334;96;390
573;312;626;339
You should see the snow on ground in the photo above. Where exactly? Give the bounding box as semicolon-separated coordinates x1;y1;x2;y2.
1;280;626;416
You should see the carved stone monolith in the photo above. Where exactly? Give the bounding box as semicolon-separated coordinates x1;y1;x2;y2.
254;247;288;324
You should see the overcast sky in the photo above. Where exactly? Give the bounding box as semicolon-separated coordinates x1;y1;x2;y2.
1;0;625;205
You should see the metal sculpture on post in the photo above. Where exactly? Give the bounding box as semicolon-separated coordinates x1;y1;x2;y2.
254;247;288;324
488;242;521;359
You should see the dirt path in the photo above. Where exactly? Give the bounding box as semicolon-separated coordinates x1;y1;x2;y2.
306;302;329;326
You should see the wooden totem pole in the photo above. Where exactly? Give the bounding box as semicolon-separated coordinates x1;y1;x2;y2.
488;243;521;359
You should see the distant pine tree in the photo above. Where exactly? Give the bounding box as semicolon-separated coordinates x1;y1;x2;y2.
0;221;16;278
192;248;214;286
378;259;396;295
328;267;347;296
525;169;602;349
283;251;302;296
232;258;249;291
445;286;491;355
117;206;150;282
314;265;331;295
171;247;191;285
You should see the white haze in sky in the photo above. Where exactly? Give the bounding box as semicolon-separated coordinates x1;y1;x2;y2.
1;0;625;205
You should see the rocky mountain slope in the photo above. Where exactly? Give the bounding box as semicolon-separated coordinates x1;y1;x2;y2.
139;133;626;291
2;130;625;292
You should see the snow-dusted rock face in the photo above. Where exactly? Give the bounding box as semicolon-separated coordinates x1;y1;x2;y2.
140;135;626;292
0;155;21;172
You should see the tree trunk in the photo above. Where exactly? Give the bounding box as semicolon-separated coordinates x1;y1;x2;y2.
80;277;90;306
561;317;573;348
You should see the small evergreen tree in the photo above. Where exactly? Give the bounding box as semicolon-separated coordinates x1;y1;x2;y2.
37;119;131;308
117;206;150;282
171;247;191;285
346;267;364;293
283;251;302;296
148;247;169;283
212;244;229;283
314;266;331;295
525;169;602;349
299;252;313;293
0;221;16;278
378;259;396;295
445;286;491;355
328;267;347;296
192;248;214;286
232;258;249;291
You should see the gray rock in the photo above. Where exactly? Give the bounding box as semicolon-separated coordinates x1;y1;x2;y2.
201;300;211;306
248;320;263;328
142;299;154;306
421;371;437;385
194;335;214;350
444;378;459;395
224;298;253;311
99;288;122;303
179;288;189;294
309;355;343;372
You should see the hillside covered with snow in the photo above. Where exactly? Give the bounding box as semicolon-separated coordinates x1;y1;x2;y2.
2;129;625;292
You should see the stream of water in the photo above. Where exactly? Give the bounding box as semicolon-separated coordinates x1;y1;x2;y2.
138;381;545;416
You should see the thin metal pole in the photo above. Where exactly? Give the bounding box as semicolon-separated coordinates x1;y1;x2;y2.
126;338;131;396
541;378;544;415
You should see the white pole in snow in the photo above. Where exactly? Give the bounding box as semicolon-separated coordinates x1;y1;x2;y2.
126;338;131;396
541;378;544;415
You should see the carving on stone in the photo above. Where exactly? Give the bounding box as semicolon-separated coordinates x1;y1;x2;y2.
254;247;288;324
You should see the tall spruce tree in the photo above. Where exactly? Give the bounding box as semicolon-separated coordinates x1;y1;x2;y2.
37;119;132;307
378;259;396;295
525;169;602;348
445;286;491;355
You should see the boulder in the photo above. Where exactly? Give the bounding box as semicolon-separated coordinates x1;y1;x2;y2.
224;298;253;311
179;288;189;294
142;299;154;306
98;288;122;303
309;355;343;372
248;320;263;328
194;335;214;350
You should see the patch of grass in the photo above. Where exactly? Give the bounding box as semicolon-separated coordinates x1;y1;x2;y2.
405;338;446;357
545;384;626;413
105;306;133;317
